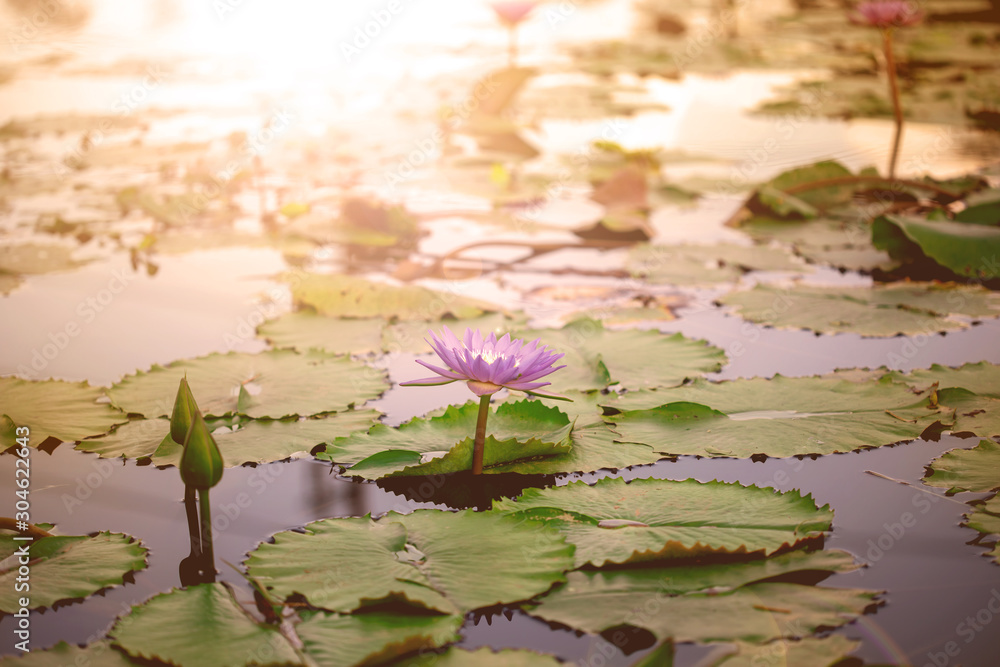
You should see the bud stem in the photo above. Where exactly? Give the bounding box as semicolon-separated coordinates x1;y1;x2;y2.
472;395;491;475
198;489;216;572
882;27;904;179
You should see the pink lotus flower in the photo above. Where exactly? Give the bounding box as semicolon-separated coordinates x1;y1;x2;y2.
401;326;567;399
489;1;539;26
849;1;924;29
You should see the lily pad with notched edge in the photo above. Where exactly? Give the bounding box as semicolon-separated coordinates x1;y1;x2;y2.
924;439;1000;494
706;636;861;667
873;214;1000;280
885;362;1000;399
244;510;574;615
1;377;127;450
395;647;564;666
108;350;387;419
77;411;381;466
320;401;572;479
603;375;942;458
511;319;726;395
0;641;136;667
295;611;463;667
493;477;832;568
0;532;147;612
109;583;302;667
718;283;1000;337
258;313;386;355
287;273;499;320
965;496;1000;565
526;549;875;643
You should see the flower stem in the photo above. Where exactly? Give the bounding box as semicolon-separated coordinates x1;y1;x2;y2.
883;28;904;179
508;25;517;68
472;395;491;475
198;489;215;573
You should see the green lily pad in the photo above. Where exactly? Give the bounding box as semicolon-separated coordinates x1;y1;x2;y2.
924;439;1000;494
493;477;832;568
397;648;564;666
627;243;806;285
886;362;1000;399
966;496;1000;541
384;312;529;354
320;400;573;478
738;217;897;273
0;377;128;450
934;388;1000;439
956;189;1000;225
718;283;1000;337
706;636;860;667
0;532;147;612
109;583;302;667
605;375;941;458
0;641;136;667
0;272;23;295
296;611;462;667
766;160;856;210
245;510;574;615
287;274;499;320
512;319;726;394
78;411;381;466
873;214;1000;280
526;550;874;643
108;350;387;419
258;313;387;355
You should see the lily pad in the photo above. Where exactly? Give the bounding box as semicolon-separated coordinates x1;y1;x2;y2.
0;272;23;295
706;636;860;667
258;313;387;355
493;477;832;568
526;550;875;643
320;400;573;478
1;378;127;450
0;242;84;275
0;641;136;667
245;510;574;615
109;583;302;667
78;411;381;466
287;274;499;320
605;375;941;458
718;283;1000;336
924;439;1000;494
873;214;1000;280
627;243;806;285
384;312;529;354
108;350;387;419
296;611;462;667
0;532;147;612
512;319;726;394
886;361;1000;398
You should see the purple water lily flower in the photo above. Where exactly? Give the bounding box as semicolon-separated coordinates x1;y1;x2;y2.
849;1;923;29
401;326;568;400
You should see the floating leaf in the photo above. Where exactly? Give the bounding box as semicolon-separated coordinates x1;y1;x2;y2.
0;641;136;667
0;273;23;295
320;400;572;478
78;411;381;466
287;274;498;320
0;532;147;612
873;214;1000;279
0;242;83;275
718;283;1000;336
512;319;725;394
245;510;574;615
766;160;856;210
494;477;832;568
886;361;1000;398
384;312;528;354
628;243;806;285
108;350;386;419
109;583;302;667
296;611;462;667
705;636;860;667
258;313;386;355
527;550;874;643
0;378;127;450
924;439;1000;494
934;388;1000;439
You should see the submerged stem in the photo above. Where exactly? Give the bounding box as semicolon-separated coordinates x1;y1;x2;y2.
472;394;491;475
883;28;904;179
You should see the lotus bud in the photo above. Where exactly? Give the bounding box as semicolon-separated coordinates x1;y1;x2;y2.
180;409;224;490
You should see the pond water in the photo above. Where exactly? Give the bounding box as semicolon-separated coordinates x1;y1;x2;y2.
2;0;1000;665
